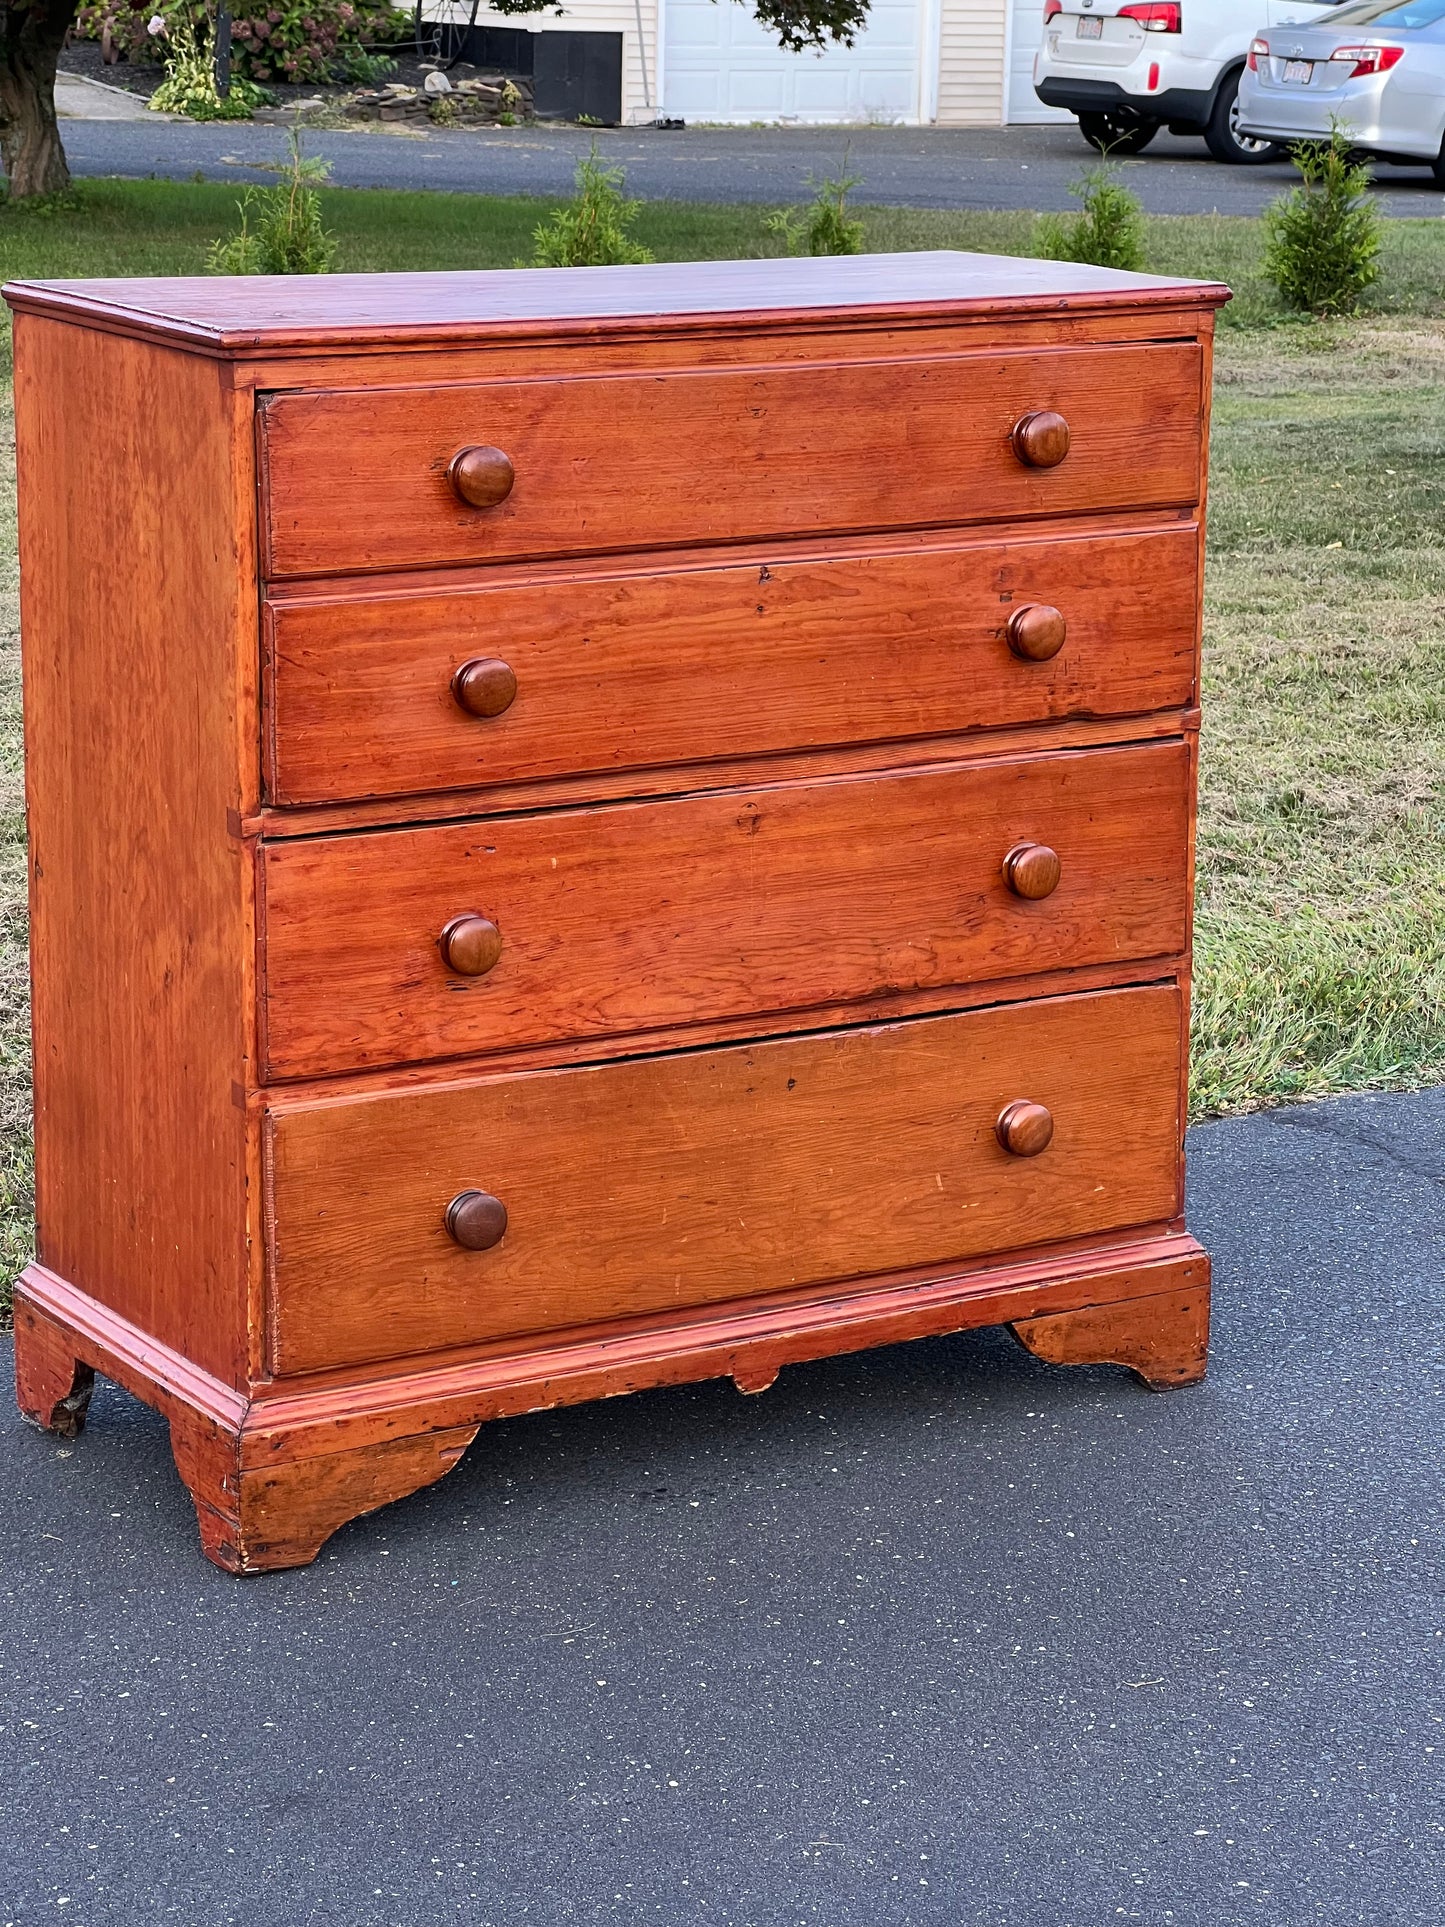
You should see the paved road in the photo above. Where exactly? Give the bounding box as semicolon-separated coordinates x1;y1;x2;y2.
55;117;1445;215
2;1085;1441;1925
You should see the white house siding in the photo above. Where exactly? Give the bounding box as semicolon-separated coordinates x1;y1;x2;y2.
420;0;661;124
935;0;1007;125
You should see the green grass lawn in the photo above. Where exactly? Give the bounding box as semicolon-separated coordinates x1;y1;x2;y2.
0;178;1441;1300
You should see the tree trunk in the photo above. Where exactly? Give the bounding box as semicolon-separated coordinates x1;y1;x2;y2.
0;2;77;200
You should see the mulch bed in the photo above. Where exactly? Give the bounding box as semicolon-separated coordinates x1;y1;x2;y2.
57;35;534;123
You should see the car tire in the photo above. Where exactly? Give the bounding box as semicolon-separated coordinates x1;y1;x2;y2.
1077;111;1159;156
1431;140;1445;184
1204;67;1282;164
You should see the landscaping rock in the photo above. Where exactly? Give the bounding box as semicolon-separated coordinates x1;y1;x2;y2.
345;73;532;125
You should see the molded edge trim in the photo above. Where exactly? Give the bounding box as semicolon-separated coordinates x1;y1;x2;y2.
16;1230;1210;1466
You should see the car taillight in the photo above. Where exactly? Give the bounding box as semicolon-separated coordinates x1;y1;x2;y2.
1330;43;1404;75
1044;0;1062;18
1119;2;1181;30
1247;35;1268;70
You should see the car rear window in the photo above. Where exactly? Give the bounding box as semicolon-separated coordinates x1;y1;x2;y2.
1315;0;1445;24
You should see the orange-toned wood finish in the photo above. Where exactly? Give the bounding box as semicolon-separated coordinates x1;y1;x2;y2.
266;985;1186;1373
6;253;1223;1572
263;522;1201;807
258;343;1204;578
12;319;257;1388
259;742;1190;1079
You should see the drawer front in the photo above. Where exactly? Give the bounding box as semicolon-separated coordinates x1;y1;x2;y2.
258;344;1204;578
264;524;1200;807
259;741;1190;1081
266;985;1184;1373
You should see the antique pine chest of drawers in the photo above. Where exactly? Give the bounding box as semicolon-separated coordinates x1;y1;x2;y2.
6;254;1226;1572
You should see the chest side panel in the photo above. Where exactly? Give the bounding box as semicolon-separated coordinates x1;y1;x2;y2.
16;317;259;1386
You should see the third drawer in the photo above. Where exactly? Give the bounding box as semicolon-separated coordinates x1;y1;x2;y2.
258;739;1191;1081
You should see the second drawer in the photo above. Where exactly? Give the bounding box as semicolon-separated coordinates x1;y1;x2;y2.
259;740;1190;1080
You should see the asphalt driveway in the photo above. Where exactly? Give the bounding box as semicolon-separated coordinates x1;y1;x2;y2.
53;117;1445;215
3;1083;1442;1926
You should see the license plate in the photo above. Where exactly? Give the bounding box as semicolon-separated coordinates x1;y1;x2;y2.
1077;15;1103;35
1283;59;1313;82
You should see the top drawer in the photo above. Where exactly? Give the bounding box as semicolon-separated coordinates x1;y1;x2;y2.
258;343;1206;579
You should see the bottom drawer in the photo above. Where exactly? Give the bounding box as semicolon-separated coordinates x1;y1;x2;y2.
265;984;1184;1375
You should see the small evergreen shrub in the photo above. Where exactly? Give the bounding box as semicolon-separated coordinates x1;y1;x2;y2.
766;158;865;256
208;130;336;272
1264;123;1382;316
1035;162;1145;271
531;148;653;267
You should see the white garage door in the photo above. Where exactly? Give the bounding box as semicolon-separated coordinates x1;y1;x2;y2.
663;0;923;125
1008;0;1070;120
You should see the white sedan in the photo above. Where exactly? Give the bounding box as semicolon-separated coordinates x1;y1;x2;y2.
1238;0;1445;178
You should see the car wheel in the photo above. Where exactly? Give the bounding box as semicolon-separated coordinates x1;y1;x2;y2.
1204;68;1282;164
1077;111;1159;156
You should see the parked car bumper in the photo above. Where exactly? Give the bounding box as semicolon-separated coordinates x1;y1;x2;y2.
1036;75;1215;122
1236;70;1438;158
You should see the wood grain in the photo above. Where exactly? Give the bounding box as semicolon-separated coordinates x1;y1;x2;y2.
225;306;1214;404
4;251;1229;360
265;984;1185;1374
12;1295;96;1437
177;1420;481;1574
259;742;1190;1080
263;523;1200;807
8;258;1219;1572
1010;1282;1209;1389
14;317;257;1386
258;343;1204;577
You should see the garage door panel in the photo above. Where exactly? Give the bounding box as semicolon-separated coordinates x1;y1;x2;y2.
664;0;921;124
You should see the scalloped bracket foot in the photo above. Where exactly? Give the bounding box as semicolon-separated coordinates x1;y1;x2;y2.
13;1297;96;1438
170;1417;482;1575
1009;1282;1210;1392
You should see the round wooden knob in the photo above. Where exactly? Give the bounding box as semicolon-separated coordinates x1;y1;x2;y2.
1011;411;1070;469
448;445;515;509
1003;842;1062;901
445;1189;508;1250
996;1100;1054;1158
439;914;502;977
452;658;518;719
1007;604;1067;663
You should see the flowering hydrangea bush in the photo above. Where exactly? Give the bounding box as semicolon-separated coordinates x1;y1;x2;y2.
76;0;408;85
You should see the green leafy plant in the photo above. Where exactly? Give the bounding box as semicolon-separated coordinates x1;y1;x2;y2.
531;146;653;267
77;0;408;87
1264;121;1382;316
338;44;397;82
148;9;265;118
766;155;864;256
208;128;336;272
1035;160;1145;270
